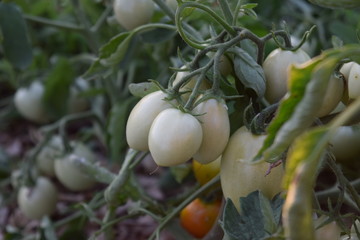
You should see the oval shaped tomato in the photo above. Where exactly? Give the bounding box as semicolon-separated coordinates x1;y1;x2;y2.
113;0;154;30
317;73;344;118
36;135;64;176
17;176;58;219
172;66;211;100
148;108;203;166
329;125;360;164
54;142;97;191
14;81;51;124
180;198;221;238
126;91;175;151
193;98;230;164
263;48;310;103
220;126;284;211
348;62;360;100
192;156;221;186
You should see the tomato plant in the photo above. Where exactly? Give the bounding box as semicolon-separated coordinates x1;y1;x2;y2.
1;0;360;239
180;198;221;238
17;177;58;219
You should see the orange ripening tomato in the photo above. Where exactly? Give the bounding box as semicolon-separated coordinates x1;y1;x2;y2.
180;198;221;238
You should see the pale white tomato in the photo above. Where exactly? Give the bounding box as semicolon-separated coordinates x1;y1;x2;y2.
148;108;203;166
348;63;360;100
113;0;154;30
14;81;51;124
54;142;97;191
126;91;175;151
36;135;64;176
192;98;230;164
220;126;284;211
263;48;310;103
17;177;58;219
317;74;344;118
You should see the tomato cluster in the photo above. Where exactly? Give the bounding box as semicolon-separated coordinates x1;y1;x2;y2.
16;136;98;220
126;90;230;167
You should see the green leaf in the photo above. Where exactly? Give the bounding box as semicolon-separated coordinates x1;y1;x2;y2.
221;198;247;239
232;47;266;98
0;2;33;70
139;28;176;44
128;82;159;97
282;127;329;239
85;32;135;76
43;57;75;118
106;98;136;162
221;191;283;240
270;194;284;225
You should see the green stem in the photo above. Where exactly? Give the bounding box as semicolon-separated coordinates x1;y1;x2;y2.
175;2;236;49
91;5;112;33
148;175;221;240
152;0;175;20
218;0;234;24
72;156;116;184
24;14;84;31
104;149;147;205
71;0;99;54
183;70;208;110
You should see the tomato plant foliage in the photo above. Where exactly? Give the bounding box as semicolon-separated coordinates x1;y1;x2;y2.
1;0;360;239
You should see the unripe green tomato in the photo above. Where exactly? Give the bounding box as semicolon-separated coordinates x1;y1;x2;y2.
54;142;97;191
126;91;175;151
14;81;51;124
263;48;310;103
17;177;58;219
36;135;64;176
348;63;360;100
166;0;177;11
220;126;284;211
329;125;360;164
193;98;230;164
113;0;154;30
173;66;211;100
149;108;203;166
317;74;345;118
